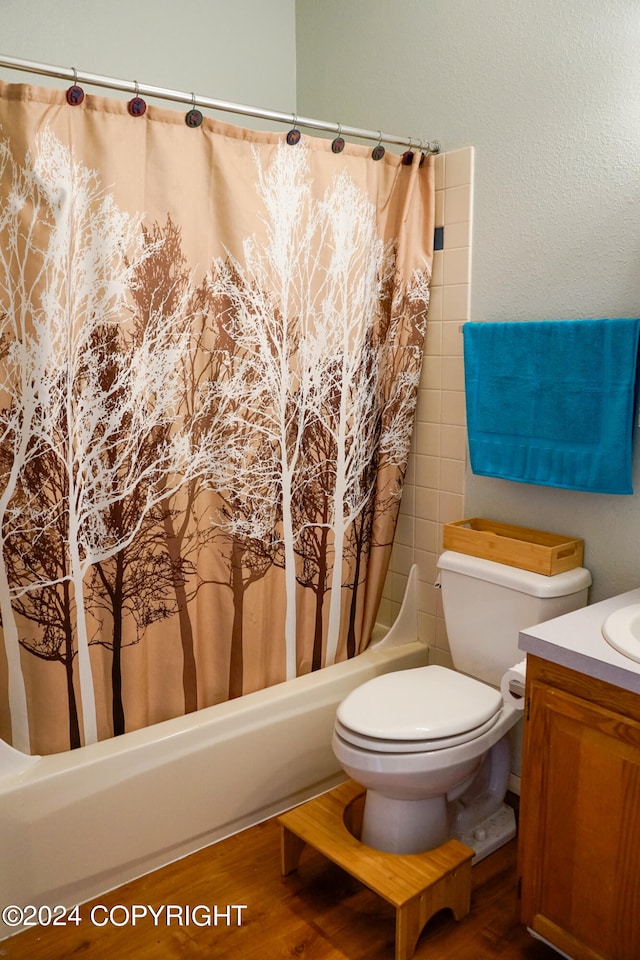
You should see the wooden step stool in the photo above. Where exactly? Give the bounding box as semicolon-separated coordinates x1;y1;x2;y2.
278;780;474;960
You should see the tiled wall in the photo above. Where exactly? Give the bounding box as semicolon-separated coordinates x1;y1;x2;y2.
378;147;474;666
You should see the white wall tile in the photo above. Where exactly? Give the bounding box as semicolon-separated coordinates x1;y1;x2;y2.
381;147;473;636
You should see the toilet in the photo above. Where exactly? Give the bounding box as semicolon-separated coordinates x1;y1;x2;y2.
332;549;591;858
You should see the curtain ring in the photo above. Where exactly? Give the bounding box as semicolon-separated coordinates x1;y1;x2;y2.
331;122;345;154
402;137;415;166
286;114;301;145
66;66;85;106
128;79;147;117
372;131;385;161
185;92;203;128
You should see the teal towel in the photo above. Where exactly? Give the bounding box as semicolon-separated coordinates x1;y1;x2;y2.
463;319;640;494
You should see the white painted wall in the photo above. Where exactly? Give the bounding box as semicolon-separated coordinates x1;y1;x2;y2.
0;0;297;123
296;0;640;602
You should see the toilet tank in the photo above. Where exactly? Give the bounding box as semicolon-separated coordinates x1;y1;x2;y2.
437;550;591;687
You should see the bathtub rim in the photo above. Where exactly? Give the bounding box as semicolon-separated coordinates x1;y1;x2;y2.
1;566;425;938
0;564;419;784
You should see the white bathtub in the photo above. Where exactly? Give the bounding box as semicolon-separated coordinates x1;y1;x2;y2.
0;566;427;939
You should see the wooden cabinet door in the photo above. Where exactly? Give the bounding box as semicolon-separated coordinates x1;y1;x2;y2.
519;681;640;960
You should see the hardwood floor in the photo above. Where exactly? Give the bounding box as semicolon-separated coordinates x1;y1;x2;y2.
1;810;560;959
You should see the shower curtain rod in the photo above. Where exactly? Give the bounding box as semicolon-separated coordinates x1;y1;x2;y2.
0;54;440;154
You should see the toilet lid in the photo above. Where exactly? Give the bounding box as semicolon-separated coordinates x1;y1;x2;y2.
336;665;503;743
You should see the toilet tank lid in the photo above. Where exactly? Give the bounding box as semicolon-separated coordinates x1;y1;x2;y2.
438;550;592;598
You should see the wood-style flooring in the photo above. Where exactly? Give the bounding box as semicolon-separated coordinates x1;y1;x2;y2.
1;807;559;959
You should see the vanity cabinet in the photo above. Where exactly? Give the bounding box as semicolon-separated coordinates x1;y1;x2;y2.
518;655;640;960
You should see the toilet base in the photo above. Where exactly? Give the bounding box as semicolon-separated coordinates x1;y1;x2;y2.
362;790;448;854
454;802;516;863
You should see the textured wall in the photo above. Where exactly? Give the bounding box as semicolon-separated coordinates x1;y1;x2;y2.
0;0;297;123
297;0;640;602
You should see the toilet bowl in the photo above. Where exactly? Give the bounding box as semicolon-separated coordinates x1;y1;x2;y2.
332;664;519;854
332;548;592;858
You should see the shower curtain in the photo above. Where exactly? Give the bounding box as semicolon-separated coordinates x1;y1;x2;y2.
0;81;434;755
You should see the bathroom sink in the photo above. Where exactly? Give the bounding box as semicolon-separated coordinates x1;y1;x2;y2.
601;604;640;664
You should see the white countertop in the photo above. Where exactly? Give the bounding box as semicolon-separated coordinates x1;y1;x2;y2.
519;587;640;695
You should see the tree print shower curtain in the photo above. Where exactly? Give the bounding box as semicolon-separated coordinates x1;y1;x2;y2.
0;81;434;755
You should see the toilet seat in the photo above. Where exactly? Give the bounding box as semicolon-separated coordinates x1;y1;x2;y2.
335;665;503;754
334;709;502;754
